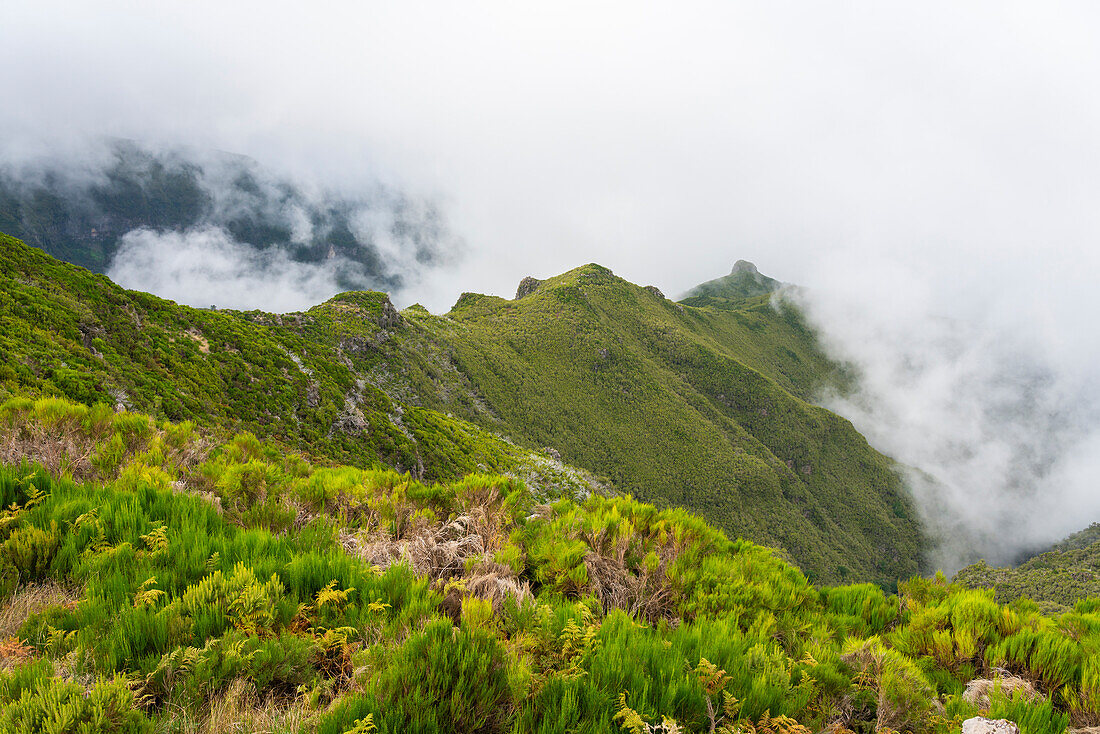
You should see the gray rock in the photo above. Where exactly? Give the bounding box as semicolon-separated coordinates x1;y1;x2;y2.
962;717;1020;734
644;285;665;299
515;276;543;299
377;296;404;330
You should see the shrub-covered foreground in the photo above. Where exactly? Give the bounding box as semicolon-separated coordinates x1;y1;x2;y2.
0;397;1097;733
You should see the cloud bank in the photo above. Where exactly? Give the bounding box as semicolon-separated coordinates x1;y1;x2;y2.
788;251;1100;572
0;138;461;305
108;227;358;312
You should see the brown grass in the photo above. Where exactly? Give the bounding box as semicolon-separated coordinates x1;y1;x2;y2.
0;581;81;639
0;410;212;484
963;671;1042;709
343;509;533;613
0;419;101;481
160;678;313;734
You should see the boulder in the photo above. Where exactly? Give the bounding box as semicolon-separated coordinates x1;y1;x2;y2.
962;717;1020;734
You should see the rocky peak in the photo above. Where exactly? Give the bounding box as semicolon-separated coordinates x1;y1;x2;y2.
732;260;760;276
515;276;543;299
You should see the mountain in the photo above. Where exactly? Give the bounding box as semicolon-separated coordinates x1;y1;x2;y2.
0;232;922;585
679;259;783;308
393;265;922;586
0;138;455;290
954;522;1100;611
1;231;1097;734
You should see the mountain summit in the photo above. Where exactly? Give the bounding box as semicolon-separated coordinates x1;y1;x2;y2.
681;259;783;308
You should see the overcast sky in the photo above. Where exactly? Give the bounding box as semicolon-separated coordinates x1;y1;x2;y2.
3;1;1099;566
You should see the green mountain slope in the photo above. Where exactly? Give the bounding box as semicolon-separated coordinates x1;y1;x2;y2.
0;232;924;584
0;233;600;498
323;264;923;585
954;523;1100;611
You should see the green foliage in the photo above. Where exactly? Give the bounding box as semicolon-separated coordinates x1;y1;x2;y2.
955;536;1100;611
0;232;593;497
0;437;1095;734
0;659;153;733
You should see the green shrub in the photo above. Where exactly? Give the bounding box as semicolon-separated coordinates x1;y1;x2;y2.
0;659;153;733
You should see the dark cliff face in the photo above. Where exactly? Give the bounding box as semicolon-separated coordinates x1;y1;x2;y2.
0;138;458;290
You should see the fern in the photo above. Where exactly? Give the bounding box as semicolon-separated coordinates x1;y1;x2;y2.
138;523;168;555
347;714;378;733
614;692;649;734
315;579;355;611
133;577;165;609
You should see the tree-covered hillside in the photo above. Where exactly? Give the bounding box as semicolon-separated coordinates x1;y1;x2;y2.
0;396;1095;734
0;232;921;584
955;524;1100;612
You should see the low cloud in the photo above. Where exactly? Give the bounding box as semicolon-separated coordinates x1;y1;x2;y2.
788;254;1100;573
108;227;355;312
0;138;463;307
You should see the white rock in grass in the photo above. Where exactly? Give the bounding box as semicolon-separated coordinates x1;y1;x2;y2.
962;717;1020;734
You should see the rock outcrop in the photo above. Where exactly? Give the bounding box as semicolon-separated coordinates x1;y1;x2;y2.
515;276;543;299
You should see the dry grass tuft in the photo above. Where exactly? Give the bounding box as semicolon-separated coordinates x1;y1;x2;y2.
963;671;1043;708
583;551;675;623
465;560;533;613
0;581;81;639
0;409;212;483
164;678;312;734
0;420;100;480
343;509;532;613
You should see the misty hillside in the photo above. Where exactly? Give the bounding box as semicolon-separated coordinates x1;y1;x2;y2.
1;233;920;586
680;259;784;308
0;138;455;293
2;230;1099;734
954;523;1100;612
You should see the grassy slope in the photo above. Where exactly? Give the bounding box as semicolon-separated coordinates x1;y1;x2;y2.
0;396;1095;734
390;265;922;585
0;233;598;498
0;233;922;584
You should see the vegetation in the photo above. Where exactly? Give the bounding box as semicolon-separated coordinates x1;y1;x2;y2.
955;526;1100;612
0;231;602;500
402;264;922;585
0;396;1095;733
1;231;923;584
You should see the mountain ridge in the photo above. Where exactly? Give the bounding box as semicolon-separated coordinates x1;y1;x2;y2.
1;232;923;584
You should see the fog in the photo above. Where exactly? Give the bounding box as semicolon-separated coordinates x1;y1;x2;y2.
3;1;1099;568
